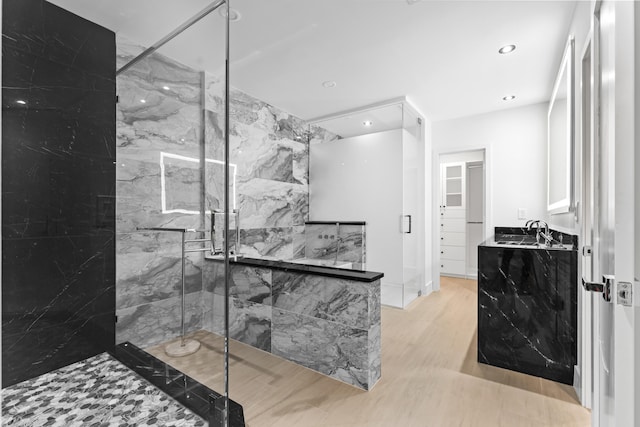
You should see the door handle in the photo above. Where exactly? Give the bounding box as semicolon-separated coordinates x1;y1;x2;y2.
582;275;614;302
404;215;412;234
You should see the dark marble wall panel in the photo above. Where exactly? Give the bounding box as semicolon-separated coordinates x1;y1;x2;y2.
2;0;116;387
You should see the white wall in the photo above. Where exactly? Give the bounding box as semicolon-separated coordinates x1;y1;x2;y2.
433;102;548;227
310;129;405;286
431;103;548;290
440;150;485;164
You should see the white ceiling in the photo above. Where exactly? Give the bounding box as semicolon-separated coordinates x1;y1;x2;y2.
49;0;577;123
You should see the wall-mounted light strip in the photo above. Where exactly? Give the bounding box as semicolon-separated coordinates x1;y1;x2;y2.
160;151;237;215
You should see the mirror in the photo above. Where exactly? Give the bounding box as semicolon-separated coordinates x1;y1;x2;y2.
547;36;575;214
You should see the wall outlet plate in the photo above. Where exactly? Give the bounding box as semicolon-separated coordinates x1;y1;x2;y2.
517;208;527;220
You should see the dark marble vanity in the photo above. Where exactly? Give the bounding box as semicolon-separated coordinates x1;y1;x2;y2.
477;227;578;384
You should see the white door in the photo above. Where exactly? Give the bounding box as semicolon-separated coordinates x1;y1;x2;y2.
588;2;638;426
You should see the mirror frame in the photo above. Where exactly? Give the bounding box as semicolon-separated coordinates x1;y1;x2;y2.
547;35;575;214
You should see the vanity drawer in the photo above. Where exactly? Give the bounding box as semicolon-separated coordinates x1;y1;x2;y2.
440;218;465;232
441;231;465;246
440;245;465;261
440;259;466;275
440;208;465;219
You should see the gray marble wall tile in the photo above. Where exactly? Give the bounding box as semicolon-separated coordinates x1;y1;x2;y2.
116;36;205;347
308;124;342;145
368;323;382;388
305;224;365;264
116;232;203;309
292;140;309;186
272;272;371;330
205;293;272;353
237;179;293;229
292;190;309;226
239;227;293;259
208;264;273;305
203;72;311;264
368;279;382;326
229;299;272;352
272;308;370;390
292;226;306;259
116;291;203;348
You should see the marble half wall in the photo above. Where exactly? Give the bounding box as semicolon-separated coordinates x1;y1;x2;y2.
115;36;204;348
202;261;381;390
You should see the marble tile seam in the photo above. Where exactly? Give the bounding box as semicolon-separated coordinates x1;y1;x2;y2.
115;291;204;313
272;306;372;333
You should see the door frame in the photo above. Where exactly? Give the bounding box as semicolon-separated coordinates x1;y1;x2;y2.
432;147;489;290
589;1;639;425
578;23;596;410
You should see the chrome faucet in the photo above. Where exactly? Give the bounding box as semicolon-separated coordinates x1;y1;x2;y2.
527;220;553;246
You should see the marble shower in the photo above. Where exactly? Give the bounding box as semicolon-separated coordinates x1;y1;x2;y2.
114;36;340;349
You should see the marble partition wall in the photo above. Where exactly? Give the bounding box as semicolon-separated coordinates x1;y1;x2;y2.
203;260;381;390
203;76;339;260
115;37;204;348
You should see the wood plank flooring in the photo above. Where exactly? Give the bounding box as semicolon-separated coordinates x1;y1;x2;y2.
147;276;591;427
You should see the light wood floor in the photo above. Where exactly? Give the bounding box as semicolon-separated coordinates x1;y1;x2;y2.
147;276;591;427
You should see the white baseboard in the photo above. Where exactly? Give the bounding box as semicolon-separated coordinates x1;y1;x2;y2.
422;281;433;297
573;365;582;405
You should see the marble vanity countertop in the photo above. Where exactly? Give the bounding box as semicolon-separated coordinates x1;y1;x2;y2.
480;227;577;251
205;255;384;282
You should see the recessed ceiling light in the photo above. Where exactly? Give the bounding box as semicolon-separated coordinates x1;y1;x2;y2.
322;81;337;88
162;86;170;91
363;120;373;127
502;95;516;101
219;7;241;21
140;99;147;103
499;44;516;54
16;100;26;105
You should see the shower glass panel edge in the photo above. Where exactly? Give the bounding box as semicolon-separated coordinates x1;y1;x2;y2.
114;1;234;425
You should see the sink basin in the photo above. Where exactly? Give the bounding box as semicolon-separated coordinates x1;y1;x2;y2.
493;240;571;250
